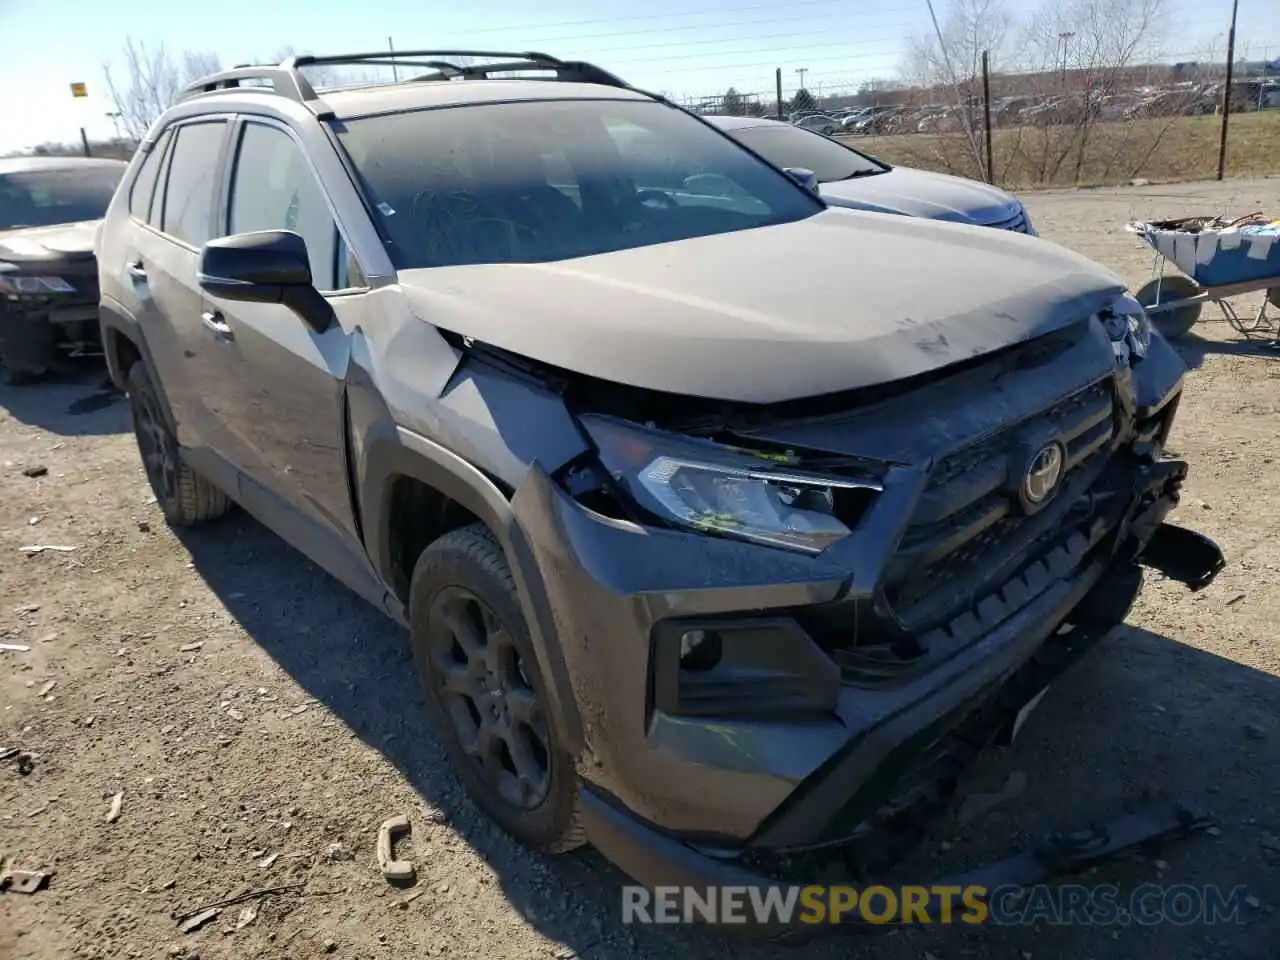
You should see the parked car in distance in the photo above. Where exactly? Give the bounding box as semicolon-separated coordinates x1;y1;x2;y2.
0;156;128;383
791;113;841;135
846;104;906;135
705;114;1036;233
96;50;1221;936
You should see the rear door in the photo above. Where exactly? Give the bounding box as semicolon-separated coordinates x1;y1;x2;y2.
202;116;363;547
117;118;236;479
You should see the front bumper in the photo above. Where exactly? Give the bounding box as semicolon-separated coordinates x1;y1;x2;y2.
501;327;1221;935
0;270;102;369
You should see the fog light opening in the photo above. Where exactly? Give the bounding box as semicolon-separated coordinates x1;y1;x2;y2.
678;629;723;672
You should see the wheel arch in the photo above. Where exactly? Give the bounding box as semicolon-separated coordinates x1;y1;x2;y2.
359;420;585;756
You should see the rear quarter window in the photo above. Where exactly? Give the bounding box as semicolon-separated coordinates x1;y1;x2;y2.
128;129;172;223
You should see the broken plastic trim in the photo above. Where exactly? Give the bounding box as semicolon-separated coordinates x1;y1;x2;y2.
1137;523;1225;591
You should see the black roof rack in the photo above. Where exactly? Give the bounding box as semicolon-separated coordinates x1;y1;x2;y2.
178;49;633;107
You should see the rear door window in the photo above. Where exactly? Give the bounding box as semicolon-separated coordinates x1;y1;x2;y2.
160;120;227;247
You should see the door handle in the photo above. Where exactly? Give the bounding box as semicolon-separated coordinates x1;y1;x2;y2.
201;311;234;341
126;260;147;280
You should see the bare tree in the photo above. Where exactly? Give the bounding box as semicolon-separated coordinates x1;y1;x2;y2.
903;0;1013;88
900;0;1013;178
1011;0;1167;183
103;37;221;142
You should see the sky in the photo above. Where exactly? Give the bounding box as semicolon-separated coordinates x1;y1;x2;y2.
0;0;1277;152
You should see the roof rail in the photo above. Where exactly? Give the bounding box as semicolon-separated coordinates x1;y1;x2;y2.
289;50;632;90
177;65;319;104
176;49;634;108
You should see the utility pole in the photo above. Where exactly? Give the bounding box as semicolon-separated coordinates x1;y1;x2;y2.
388;35;400;82
795;67;808;93
775;67;784;119
1217;0;1239;180
1058;31;1076;88
105;111;122;140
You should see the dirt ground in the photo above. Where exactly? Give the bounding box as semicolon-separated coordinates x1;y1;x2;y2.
2;177;1278;960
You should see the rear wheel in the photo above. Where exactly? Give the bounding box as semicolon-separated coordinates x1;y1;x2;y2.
409;523;584;853
126;361;231;526
1135;274;1202;340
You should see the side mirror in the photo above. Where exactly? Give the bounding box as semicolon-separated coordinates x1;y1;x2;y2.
198;230;332;333
784;167;821;196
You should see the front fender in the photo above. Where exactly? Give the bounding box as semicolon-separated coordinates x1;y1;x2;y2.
357;420;586;758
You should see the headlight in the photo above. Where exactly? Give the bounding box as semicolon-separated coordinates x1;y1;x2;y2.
580;415;879;554
1099;292;1152;364
0;275;77;295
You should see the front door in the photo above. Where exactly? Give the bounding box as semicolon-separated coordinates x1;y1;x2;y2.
201;118;362;549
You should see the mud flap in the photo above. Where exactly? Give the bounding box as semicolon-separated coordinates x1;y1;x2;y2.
1137;523;1225;591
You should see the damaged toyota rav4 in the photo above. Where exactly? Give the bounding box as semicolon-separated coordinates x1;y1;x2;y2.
97;51;1224;935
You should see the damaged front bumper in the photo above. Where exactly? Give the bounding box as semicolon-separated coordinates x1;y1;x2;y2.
507;435;1223;935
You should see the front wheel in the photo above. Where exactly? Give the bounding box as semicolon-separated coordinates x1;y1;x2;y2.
409;523;584;854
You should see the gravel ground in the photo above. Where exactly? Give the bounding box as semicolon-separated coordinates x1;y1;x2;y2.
2;177;1278;960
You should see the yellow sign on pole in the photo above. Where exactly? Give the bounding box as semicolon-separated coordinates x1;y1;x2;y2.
70;82;88;98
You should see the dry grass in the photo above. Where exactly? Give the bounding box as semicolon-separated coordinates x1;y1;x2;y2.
851;110;1280;190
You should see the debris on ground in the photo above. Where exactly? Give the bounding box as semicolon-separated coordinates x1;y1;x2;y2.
178;642;204;653
106;791;124;823
13;603;40;614
137;520;151;533
235;904;259;929
324;841;354;863
0;642;32;653
37;680;56;697
322;939;337;953
21;465;48;478
377;814;415;882
0;868;52;895
957;771;1028;825
174;881;307;925
256;852;279;869
19;544;78;555
177;907;221;933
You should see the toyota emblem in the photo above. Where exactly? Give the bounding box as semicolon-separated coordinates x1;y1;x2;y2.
1022;442;1065;505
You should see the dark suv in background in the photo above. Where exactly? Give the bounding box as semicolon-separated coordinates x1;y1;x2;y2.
0;156;127;383
95;50;1223;936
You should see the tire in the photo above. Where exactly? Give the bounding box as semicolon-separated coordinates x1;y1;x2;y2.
1135;274;1203;341
0;352;46;386
125;360;231;527
409;523;584;854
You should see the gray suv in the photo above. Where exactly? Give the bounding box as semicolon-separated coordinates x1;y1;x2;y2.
96;51;1223;936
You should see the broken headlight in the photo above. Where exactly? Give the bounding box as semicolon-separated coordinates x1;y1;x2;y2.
1099;292;1152;365
580;415;879;554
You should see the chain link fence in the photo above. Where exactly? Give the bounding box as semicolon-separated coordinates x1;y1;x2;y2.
678;51;1278;190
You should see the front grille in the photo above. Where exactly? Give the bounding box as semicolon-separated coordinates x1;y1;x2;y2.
885;378;1116;630
985;207;1030;233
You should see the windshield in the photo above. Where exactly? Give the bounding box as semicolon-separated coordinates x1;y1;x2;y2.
0;166;124;230
726;124;887;183
334;99;822;268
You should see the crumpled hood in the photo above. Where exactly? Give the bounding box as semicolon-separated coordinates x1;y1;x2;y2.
400;207;1125;404
0;220;99;263
820;165;1020;225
